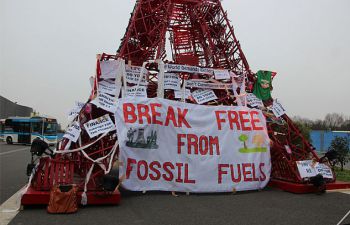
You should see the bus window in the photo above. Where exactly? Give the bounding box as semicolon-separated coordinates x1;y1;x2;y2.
31;122;42;134
44;122;57;135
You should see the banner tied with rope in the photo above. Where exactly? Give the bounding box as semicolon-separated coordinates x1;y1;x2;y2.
115;97;271;192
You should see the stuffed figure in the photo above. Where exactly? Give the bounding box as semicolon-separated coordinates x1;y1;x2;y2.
253;70;273;101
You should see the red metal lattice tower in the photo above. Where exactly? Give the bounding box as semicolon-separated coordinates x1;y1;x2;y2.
116;0;336;188
117;0;252;77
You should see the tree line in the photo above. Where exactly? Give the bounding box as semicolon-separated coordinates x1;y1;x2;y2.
292;113;350;131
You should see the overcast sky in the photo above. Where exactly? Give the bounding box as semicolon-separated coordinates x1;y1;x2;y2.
1;0;350;127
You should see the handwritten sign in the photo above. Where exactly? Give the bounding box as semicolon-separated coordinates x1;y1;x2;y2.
314;163;334;179
91;92;117;113
63;122;81;142
246;93;264;108
272;99;286;118
115;97;270;192
296;160;317;178
296;160;334;179
214;69;230;80
191;89;217;104
83;114;115;138
164;73;180;90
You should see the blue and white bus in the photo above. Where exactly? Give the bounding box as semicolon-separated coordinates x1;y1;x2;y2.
0;116;58;146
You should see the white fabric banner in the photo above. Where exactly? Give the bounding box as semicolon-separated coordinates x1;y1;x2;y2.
63;121;81;142
115;97;271;193
91;92;117;113
100;60;118;79
83;114;115;138
191;89;217;104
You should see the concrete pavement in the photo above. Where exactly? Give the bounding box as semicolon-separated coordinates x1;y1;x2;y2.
0;143;31;204
1;142;350;225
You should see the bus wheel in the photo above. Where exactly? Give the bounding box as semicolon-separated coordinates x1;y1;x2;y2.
6;137;13;144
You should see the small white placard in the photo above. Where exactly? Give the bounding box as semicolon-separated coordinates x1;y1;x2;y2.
83;114;116;138
214;69;230;80
126;86;147;98
186;80;232;90
296;160;317;178
164;73;180;90
125;66;148;85
296;161;333;179
174;89;191;99
63;122;81;142
164;64;213;75
91;92;117;113
314;163;334;179
100;61;118;79
246;93;264;108
272;99;286;118
67;101;85;121
191;89;217;104
98;80;116;96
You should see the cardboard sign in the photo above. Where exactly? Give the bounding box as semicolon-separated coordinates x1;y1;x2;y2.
91;92;117;113
272;99;286;118
186;80;232;90
246;93;264;108
83;114;116;138
115;97;270;192
214;69;230;80
126;86;147;98
125;65;148;85
174;89;191;99
164;64;213;75
191;89;217;104
63;122;81;142
98;80;117;96
164;73;180;90
100;60;118;79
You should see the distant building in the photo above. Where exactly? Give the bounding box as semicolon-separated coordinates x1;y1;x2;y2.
0;95;33;118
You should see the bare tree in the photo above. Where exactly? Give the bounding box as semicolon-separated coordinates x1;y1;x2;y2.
324;113;345;130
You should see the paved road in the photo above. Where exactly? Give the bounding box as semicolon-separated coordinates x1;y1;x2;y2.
9;190;350;225
0;142;31;204
1;143;350;225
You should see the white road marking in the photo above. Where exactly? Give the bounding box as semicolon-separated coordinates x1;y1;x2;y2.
327;189;350;194
0;147;29;156
0;187;25;225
